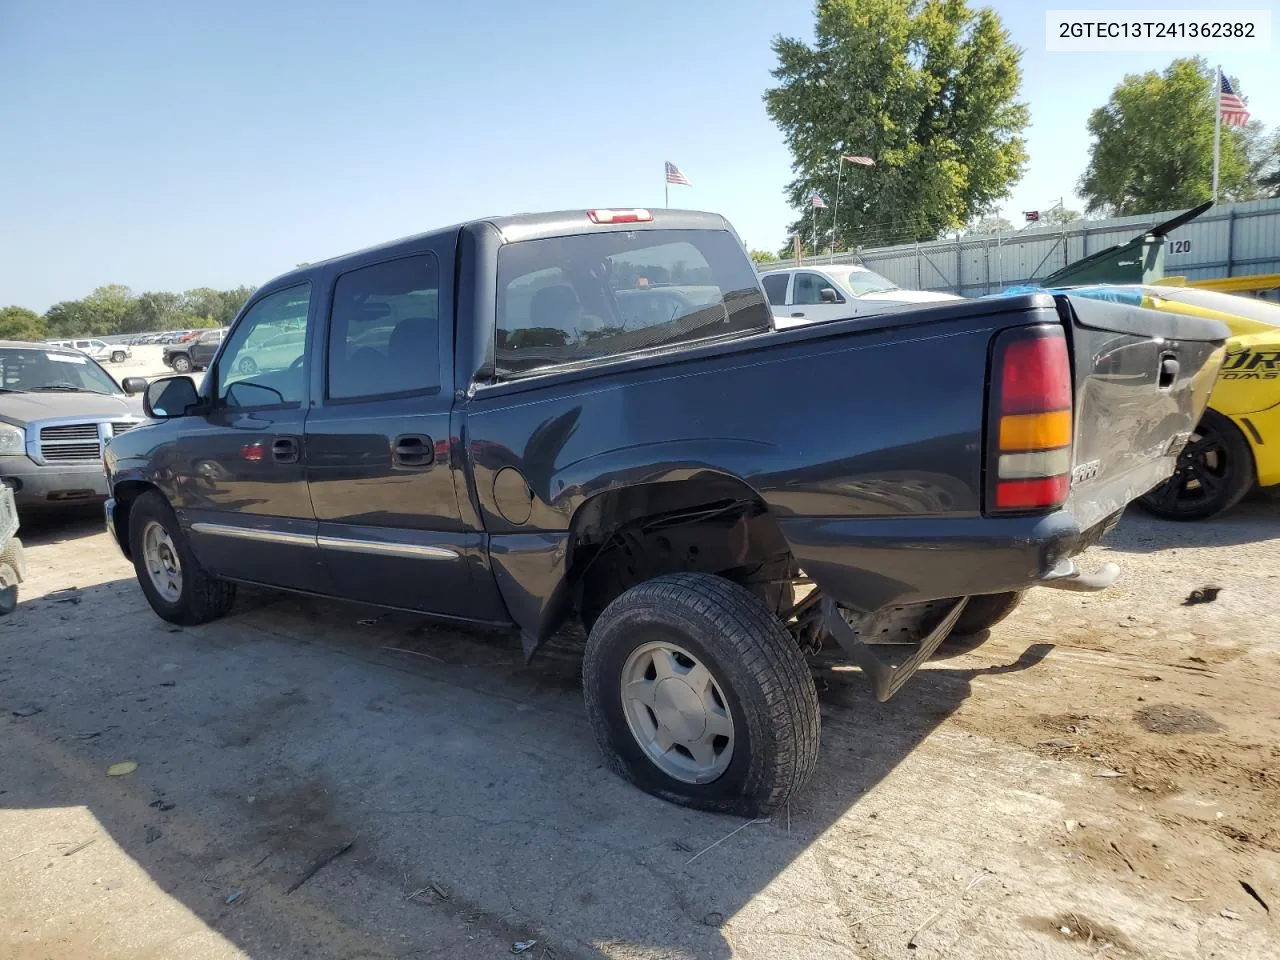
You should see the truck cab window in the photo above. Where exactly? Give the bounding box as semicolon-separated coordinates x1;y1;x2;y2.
761;273;789;306
495;230;769;378
216;284;311;408
327;255;441;401
792;272;841;305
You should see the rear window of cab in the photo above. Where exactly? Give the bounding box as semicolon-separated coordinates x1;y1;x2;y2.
495;229;770;379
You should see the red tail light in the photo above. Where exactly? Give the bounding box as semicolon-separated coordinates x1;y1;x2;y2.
587;208;654;224
987;325;1073;513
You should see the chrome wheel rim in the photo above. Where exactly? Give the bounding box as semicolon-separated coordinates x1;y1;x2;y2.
142;520;183;603
620;640;734;784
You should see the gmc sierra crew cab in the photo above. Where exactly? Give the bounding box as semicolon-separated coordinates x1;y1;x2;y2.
103;208;1227;814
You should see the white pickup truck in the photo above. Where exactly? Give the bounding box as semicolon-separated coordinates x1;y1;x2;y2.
45;338;132;363
758;264;961;328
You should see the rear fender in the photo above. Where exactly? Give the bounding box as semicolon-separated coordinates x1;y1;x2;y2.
486;452;779;659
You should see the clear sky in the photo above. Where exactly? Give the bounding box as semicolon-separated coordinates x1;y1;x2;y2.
1;0;1276;311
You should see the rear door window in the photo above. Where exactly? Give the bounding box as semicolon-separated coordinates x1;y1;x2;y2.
495;229;769;379
760;273;789;306
326;255;441;401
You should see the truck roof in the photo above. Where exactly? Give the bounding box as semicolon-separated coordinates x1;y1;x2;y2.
265;209;735;289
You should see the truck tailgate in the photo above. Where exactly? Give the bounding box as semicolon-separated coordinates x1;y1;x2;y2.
1057;292;1227;531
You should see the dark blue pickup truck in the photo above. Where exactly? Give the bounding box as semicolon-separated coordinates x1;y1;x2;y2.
104;208;1226;814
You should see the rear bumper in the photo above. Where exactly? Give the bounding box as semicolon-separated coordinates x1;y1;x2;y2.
779;507;1117;615
0;457;109;508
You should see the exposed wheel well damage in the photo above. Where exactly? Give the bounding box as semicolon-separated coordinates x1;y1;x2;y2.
565;476;798;634
109;480;159;559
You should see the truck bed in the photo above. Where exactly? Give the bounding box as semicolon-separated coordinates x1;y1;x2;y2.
464;292;1226;630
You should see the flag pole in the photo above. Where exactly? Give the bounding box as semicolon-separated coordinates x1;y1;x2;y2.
1212;65;1222;201
665;175;669;209
830;157;844;262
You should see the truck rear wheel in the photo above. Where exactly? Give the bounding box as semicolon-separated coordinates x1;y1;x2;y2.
582;573;820;815
128;490;236;626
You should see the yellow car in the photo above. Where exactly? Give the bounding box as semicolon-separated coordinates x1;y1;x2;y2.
1087;285;1280;520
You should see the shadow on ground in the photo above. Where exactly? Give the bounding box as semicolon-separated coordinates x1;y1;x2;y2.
2;567;1054;959
1105;494;1280;555
11;505;107;548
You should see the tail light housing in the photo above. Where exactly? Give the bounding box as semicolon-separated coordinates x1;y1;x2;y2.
587;208;654;224
986;324;1073;513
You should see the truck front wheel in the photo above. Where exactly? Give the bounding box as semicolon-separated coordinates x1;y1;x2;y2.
170;354;192;373
128;490;236;626
583;573;820;815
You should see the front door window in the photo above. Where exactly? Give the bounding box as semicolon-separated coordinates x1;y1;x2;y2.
792;272;843;306
215;285;311;408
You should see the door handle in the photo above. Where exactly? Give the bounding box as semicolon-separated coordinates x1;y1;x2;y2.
790;311;805;318
392;434;434;468
272;437;300;464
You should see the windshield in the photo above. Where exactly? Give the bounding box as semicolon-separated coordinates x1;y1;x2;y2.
495;229;770;378
838;267;899;297
0;347;122;394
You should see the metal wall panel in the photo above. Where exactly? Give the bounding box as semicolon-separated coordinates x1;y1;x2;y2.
770;198;1280;296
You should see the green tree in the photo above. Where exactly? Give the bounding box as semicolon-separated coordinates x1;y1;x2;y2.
1041;207;1082;226
1246;125;1280;198
219;285;254;324
181;286;251;327
130;291;183;334
968;215;1014;234
44;299;99;337
1078;58;1255;216
765;0;1028;253
748;249;778;266
0;306;46;341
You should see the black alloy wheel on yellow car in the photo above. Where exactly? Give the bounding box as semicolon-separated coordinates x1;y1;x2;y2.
1139;409;1256;521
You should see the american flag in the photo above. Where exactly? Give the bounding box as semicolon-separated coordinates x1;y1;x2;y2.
1219;71;1250;127
810;193;827;209
664;161;691;186
842;155;875;166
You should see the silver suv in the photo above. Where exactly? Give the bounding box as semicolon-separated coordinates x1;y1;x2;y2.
1;340;143;511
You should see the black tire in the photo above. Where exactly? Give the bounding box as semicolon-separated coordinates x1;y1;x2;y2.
128;490;235;625
583;573;820;816
170;354;192;373
111;350;126;363
1139;409;1255;521
950;590;1025;636
237;356;258;376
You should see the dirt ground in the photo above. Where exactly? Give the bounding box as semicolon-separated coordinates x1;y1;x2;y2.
104;344;174;382
2;495;1278;959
